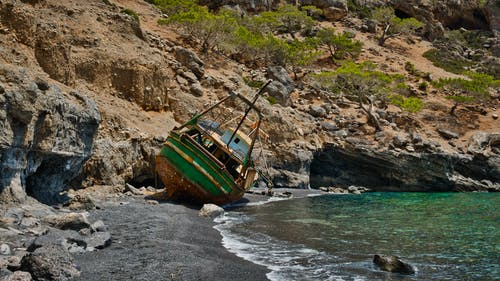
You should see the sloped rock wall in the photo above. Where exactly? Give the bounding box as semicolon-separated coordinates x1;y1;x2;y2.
0;66;100;204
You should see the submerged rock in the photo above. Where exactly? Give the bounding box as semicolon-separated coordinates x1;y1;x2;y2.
373;254;415;274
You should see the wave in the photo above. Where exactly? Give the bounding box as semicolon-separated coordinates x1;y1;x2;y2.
214;212;365;281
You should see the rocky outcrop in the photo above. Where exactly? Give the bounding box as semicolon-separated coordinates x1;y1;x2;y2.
0;66;100;204
0;1;173;112
310;142;500;192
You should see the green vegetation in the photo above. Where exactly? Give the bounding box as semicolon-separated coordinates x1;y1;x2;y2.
259;4;314;39
371;7;423;46
312;62;407;131
316;28;362;61
423;30;499;78
390;95;423;113
267;95;278;105
243;77;264;88
122;9;140;22
418;81;428;91
347;0;371;18
423;49;475;75
432;72;499;115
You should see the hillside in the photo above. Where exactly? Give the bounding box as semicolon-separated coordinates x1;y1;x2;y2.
0;0;499;204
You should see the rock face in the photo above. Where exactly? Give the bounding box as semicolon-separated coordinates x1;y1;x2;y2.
373;254;415;274
348;0;493;39
265;66;294;107
0;66;100;204
310;143;500;192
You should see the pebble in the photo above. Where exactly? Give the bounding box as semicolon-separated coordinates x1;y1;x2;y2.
0;243;11;255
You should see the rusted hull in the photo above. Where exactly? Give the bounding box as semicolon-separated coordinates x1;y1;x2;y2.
156;155;245;205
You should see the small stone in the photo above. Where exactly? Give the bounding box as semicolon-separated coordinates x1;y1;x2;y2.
199;204;224;219
492;113;498;120
0;244;11;255
145;200;158;205
90;220;107;232
35;78;49;91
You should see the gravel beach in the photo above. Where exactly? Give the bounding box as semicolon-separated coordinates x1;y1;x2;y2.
73;196;270;281
72;188;326;281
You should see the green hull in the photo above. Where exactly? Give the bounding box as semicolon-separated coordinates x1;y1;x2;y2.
156;132;245;204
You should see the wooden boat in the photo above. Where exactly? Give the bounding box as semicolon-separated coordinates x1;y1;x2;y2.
155;82;270;205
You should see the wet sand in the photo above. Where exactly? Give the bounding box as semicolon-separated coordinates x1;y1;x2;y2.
73;188;326;280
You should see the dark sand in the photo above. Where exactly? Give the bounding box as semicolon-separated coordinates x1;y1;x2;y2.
73;188;325;281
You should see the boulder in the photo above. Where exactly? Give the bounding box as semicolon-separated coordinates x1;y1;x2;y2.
27;231;67;252
437;128;459;139
264;81;292;107
323;6;347;21
199;204;224;218
266;66;294;92
373;254;415;274
20;245;80;281
468;132;500;155
173;47;204;79
309;105;327;118
264;66;294;107
189;83;204;97
43;213;91;231
84;231;112;250
9;271;32;281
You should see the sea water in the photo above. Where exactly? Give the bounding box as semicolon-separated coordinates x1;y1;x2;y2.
214;192;499;280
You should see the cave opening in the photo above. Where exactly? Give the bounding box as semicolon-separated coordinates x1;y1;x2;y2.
394;9;412;19
445;9;489;31
127;174;163;189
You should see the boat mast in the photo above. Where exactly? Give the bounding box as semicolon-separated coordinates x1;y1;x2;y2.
227;80;272;151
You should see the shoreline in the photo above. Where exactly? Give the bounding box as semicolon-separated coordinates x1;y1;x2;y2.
72;195;269;281
73;188;327;280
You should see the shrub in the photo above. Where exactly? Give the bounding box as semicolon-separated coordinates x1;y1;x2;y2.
390;95;423;112
423;49;475;75
371;7;423;46
316;28;363;61
122;9;140;22
267;95;278;105
418;81;428;91
243;77;264;88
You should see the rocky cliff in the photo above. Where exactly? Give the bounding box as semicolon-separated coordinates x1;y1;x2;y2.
0;66;100;204
0;0;499;205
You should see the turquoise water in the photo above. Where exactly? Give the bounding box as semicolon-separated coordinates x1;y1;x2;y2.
215;193;500;280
